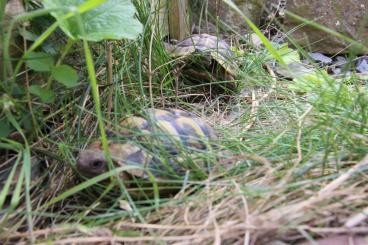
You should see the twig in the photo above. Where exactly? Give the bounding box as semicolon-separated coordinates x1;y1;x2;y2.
22;26;38;139
148;29;155;107
243;89;258;130
345;206;368;228
106;41;113;118
117;222;206;230
233;181;250;245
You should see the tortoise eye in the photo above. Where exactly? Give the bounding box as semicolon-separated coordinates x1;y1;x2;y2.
91;160;105;169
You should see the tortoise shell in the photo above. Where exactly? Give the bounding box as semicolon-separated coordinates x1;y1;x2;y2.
77;109;217;183
115;108;216;151
166;34;239;79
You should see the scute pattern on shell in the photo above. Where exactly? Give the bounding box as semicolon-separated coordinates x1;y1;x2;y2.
172;34;234;60
117;108;217;151
168;34;238;76
77;109;217;181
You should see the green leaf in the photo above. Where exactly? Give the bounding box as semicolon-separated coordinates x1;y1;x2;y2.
265;43;300;65
26;52;54;72
289;69;354;106
43;0;143;42
29;85;55;103
52;65;79;88
280;48;300;65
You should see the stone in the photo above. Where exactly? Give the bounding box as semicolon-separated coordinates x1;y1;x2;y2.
284;0;368;54
331;55;351;74
309;52;332;65
335;56;348;66
356;56;368;73
190;0;267;35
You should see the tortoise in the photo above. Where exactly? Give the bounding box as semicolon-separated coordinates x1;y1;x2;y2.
76;108;217;196
165;34;239;92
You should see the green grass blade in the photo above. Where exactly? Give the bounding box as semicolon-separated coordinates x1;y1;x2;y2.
10;161;25;209
41;165;141;209
77;0;107;13
23;148;34;242
0;153;21;210
4;110;34;241
222;0;286;66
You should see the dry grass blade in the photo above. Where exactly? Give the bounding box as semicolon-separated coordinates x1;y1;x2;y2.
251;154;368;229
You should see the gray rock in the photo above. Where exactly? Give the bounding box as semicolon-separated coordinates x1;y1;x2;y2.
356;56;368;73
335;56;348;67
331;56;351;75
284;0;368;54
309;52;332;64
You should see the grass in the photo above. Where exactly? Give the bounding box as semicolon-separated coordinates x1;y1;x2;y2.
0;1;367;244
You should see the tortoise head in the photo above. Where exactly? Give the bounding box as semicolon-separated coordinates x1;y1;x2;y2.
77;141;152;179
77;141;108;178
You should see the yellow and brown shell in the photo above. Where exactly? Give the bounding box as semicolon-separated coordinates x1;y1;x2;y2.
114;108;217;151
76;108;217;183
165;34;239;87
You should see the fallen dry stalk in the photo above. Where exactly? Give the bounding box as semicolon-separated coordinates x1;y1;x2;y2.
251;154;368;228
345;206;368;228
